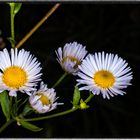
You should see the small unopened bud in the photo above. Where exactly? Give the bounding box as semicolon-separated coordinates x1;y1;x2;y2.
80;99;89;110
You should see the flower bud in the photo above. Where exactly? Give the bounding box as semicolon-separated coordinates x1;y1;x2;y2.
80;99;89;110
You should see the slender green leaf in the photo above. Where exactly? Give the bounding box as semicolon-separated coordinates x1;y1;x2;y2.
8;3;15;7
0;91;10;121
19;119;43;132
13;3;22;15
73;86;80;106
17;98;22;103
18;97;28;110
8;3;22;16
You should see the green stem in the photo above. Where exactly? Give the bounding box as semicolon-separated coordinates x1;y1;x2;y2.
22;106;79;122
22;92;94;122
10;3;15;48
85;93;94;103
17;97;28;111
0;119;15;133
52;72;68;88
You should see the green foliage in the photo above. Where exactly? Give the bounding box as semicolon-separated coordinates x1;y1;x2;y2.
84;92;94;103
12;100;17;117
9;3;22;16
7;37;16;46
18;119;43;132
72;86;80;106
13;3;22;15
0;91;10;121
22;102;33;116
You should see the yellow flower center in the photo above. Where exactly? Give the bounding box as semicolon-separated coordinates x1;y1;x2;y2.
62;56;81;69
93;70;115;89
38;93;50;105
2;66;28;89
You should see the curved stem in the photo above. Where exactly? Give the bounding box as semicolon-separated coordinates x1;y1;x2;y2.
22;106;79;122
85;93;94;103
15;3;61;49
22;92;94;122
52;72;68;88
0;119;15;133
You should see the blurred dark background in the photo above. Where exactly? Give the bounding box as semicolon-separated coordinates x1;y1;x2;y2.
0;2;140;138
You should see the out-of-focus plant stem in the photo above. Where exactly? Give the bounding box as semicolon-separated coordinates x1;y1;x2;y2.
21;93;94;122
85;93;94;103
0;119;15;133
53;72;68;88
22;106;79;122
10;4;15;48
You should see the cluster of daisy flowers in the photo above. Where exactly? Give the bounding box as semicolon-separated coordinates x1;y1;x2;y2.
0;48;60;114
56;42;133;99
0;41;133;114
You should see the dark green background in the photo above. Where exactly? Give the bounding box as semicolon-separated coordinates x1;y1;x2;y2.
0;2;139;138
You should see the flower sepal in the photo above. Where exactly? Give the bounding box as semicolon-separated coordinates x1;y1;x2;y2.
16;117;43;132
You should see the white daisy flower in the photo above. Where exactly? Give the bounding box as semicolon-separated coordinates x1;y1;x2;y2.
0;48;42;97
29;82;62;114
56;42;88;75
77;52;133;99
